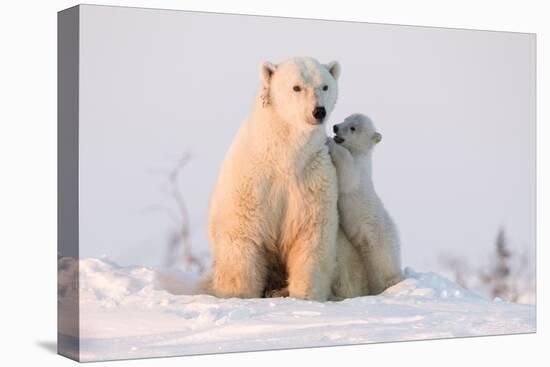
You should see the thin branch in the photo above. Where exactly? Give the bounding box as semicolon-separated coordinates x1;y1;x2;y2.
158;152;205;274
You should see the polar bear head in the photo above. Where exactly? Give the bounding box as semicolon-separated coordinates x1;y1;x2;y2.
332;113;382;154
260;57;341;128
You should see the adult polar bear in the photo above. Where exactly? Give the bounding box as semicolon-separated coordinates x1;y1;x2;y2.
206;57;364;301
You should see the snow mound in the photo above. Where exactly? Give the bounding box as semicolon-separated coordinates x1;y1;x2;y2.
79;258;156;305
58;257;535;362
383;267;478;299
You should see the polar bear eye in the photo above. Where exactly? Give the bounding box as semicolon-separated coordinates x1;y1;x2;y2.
350;127;356;132
293;85;302;92
322;85;328;91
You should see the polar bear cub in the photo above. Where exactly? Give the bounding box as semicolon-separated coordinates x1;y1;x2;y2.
328;113;404;294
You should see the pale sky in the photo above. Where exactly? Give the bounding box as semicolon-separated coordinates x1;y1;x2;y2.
78;5;536;272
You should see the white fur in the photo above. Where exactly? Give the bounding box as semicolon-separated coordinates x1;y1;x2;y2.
264;225;369;300
205;57;341;300
330;226;369;299
329;113;404;294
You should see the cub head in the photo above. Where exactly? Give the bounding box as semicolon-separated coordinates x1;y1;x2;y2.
332;113;382;154
260;57;341;128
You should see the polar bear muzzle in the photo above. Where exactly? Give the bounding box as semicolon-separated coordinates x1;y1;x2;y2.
312;106;327;123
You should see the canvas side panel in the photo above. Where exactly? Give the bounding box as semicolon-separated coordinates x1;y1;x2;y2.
57;5;80;362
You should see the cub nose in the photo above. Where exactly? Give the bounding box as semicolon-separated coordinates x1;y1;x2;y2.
312;106;326;121
333;125;339;133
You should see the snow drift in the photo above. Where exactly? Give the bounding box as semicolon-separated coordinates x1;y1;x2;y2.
58;257;535;362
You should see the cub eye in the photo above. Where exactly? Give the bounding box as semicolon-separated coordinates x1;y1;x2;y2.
293;85;301;92
322;85;328;91
350;127;356;132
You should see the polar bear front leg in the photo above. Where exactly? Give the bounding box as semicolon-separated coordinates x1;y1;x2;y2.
286;207;338;301
210;238;267;299
327;140;360;195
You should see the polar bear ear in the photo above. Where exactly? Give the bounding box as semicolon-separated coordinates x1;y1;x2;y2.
325;61;341;80
373;132;382;144
260;61;277;86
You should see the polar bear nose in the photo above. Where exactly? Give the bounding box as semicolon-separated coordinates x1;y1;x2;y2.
313;106;326;121
333;125;339;133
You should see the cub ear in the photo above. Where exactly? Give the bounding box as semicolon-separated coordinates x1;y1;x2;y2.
373;132;382;143
260;61;277;86
325;61;341;80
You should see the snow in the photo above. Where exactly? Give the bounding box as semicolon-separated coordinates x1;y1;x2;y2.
58;257;535;362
